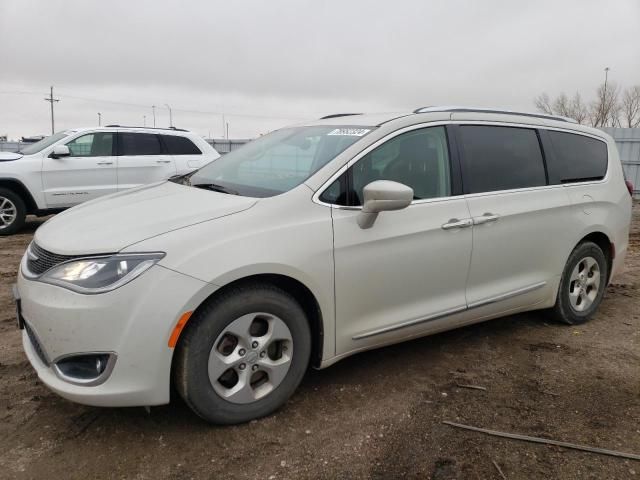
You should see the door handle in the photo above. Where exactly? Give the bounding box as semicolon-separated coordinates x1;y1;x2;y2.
156;160;172;164
97;161;113;165
441;218;473;230
473;213;500;225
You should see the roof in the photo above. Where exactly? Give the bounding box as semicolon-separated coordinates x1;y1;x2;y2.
60;126;192;135
300;106;607;140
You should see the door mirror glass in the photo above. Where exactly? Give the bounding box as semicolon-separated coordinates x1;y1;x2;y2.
49;144;70;159
358;180;413;229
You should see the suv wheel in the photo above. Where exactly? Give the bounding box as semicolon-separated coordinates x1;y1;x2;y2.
174;283;311;424
0;188;26;236
550;241;608;325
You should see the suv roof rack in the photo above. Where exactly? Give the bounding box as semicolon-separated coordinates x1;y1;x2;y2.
103;125;189;132
319;113;362;120
412;106;576;123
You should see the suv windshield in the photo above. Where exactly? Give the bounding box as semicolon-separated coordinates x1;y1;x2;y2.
19;131;71;155
186;125;374;197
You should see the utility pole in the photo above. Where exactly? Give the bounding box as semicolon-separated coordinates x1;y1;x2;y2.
152;105;156;127
143;115;146;127
97;112;101;126
165;104;173;127
44;86;60;134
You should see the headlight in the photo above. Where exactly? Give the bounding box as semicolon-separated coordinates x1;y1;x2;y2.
39;253;165;294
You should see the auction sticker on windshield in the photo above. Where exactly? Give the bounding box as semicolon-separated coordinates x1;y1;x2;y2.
327;128;370;136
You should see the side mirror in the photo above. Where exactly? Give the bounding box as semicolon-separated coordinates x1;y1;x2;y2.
357;180;413;229
49;144;70;159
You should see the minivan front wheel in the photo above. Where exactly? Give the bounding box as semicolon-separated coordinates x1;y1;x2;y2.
0;188;26;236
174;283;311;424
551;241;608;325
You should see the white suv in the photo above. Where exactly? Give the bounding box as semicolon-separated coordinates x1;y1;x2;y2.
0;126;219;234
15;107;632;424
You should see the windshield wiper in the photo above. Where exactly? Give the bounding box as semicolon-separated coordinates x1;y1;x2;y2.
193;183;240;195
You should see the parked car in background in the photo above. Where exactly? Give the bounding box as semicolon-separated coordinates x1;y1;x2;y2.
0;126;220;234
14;107;632;424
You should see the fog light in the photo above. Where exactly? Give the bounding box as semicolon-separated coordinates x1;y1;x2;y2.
53;353;116;386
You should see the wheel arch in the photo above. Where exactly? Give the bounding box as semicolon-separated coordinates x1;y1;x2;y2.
0;178;38;213
177;273;325;369
574;231;614;283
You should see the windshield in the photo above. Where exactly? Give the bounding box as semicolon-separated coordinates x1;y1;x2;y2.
187;125;374;197
19;131;70;155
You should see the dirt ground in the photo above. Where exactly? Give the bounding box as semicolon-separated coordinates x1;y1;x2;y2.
0;204;638;480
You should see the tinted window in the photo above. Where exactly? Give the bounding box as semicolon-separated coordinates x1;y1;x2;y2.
547;131;607;183
162;135;201;155
459;126;546;193
321;126;451;206
119;133;162;156
66;133;114;157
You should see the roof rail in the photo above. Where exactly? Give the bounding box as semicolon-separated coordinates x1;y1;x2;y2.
412;106;576;123
319;113;362;120
104;125;189;132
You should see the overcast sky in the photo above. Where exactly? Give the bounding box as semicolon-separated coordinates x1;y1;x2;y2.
1;0;639;140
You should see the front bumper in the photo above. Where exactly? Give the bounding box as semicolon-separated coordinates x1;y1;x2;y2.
17;262;209;407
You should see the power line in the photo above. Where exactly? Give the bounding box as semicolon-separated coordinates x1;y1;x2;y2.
1;89;310;120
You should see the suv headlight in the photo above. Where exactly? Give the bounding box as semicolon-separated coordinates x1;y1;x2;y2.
40;253;165;294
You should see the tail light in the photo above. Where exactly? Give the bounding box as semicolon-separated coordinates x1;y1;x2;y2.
625;180;634;197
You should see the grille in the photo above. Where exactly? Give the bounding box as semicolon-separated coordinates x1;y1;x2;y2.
27;243;79;276
24;322;49;366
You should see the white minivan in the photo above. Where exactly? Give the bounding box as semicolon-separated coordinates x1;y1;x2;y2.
0;126;220;234
15;107;633;424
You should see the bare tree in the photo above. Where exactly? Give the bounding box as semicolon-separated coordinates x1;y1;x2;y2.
553;93;571;117
590;82;620;127
534;93;554;115
569;92;589;124
533;91;589;124
621;85;640;128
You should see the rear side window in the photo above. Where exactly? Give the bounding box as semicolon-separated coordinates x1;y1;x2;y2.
119;133;162;156
547;131;607;183
458;126;546;194
162;135;202;155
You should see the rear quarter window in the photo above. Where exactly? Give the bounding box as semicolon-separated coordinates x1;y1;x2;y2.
162;135;202;155
546;131;608;183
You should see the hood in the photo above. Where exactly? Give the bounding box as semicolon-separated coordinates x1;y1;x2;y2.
0;152;23;161
35;181;257;255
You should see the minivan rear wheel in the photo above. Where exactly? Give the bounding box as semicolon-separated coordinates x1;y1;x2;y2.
0;188;26;236
173;283;311;424
550;241;608;325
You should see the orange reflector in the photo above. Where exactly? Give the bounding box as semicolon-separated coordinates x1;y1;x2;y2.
168;311;193;348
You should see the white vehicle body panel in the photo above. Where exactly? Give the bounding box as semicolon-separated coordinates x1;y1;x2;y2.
0;126;220;212
15;109;632;407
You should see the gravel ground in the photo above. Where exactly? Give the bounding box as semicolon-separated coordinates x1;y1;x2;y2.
0;203;638;480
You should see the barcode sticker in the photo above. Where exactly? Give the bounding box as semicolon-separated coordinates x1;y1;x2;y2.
327;128;370;136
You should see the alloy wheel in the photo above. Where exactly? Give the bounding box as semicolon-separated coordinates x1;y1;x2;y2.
568;256;601;312
208;312;293;404
0;196;17;230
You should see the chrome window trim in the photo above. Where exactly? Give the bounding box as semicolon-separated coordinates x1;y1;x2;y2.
312;120;610;210
52;351;117;387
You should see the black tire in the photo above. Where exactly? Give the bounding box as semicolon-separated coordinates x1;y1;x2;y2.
0;188;26;236
550;241;608;325
173;283;311;424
